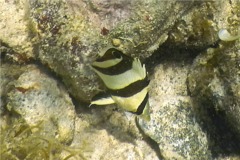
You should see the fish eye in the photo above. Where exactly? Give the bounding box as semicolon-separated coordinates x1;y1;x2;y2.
112;51;122;59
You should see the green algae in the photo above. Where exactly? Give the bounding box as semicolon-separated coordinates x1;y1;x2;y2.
0;118;86;160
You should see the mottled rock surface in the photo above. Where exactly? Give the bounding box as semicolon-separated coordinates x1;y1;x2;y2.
187;43;240;155
168;0;239;49
0;63;30;115
70;109;160;160
0;0;35;61
138;63;211;160
1;63;160;159
1;0;195;102
6;64;76;144
1;0;240;160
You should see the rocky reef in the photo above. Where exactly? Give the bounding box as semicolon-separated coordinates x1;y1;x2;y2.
1;0;239;159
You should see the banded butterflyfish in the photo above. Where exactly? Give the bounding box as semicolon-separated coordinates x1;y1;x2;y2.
90;48;150;121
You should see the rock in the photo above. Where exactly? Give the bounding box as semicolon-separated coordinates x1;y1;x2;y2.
187;41;240;155
6;64;76;144
0;63;30;115
168;0;239;49
1;0;196;102
0;0;35;62
1;63;159;159
1;0;240;159
1;63;160;159
138;63;212;159
70;109;160;160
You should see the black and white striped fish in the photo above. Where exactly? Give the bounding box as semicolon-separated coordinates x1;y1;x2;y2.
90;48;150;121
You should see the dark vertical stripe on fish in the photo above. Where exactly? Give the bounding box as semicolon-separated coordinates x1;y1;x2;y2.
108;77;149;97
133;93;149;115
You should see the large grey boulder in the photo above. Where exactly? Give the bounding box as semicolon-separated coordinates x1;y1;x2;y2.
6;64;76;144
138;63;212;159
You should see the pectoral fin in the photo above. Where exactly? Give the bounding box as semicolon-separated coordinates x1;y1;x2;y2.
90;92;115;107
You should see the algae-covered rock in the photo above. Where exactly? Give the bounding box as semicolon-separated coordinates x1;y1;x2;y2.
1;61;159;158
32;0;195;102
0;117;84;160
6;64;76;144
1;0;196;102
138;63;211;159
1;0;240;159
168;0;239;49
